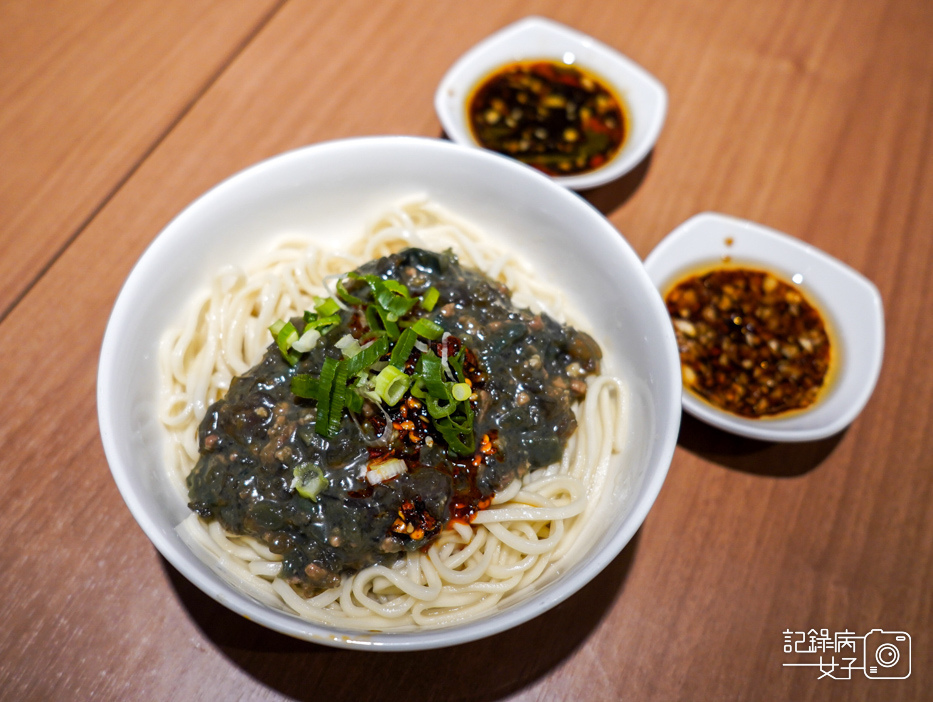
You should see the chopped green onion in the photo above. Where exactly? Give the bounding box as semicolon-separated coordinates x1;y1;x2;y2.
374;364;411;406
291;374;323;399
313;296;340;317
448;347;466;382
270;320;300;365
390;328;416;368
426;395;457;419
411;317;444;341
451;382;472;402
314;357;338;436
363;300;400;339
351;273;417;321
364;303;383;334
292;327;321;353
417;352;449;398
409;376;427;399
335;334;362;358
365;457;407;485
336;277;363;305
420;286;440;312
291;463;328;500
434;420;474;455
442;430;475;456
381;279;409;296
327;361;349;436
372;304;399;339
303;313;341;330
373;282;416;319
433;403;475;455
346;388;363;413
346;336;389;376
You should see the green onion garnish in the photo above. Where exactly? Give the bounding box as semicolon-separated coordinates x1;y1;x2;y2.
327;361;349;436
426;395;457;419
420;286;440;312
417;352;449;398
410;376;427;399
346;336;389;376
314;357;338;436
346;388;363;413
303;313;341;330
390;328;416;368
335;334;362;358
372;304;400;339
313;296;340;317
291;463;328;501
291;373;323;399
275;271;475;453
336;277;363;305
269;319;300;365
434;406;475;455
292;327;321;353
411;317;444;340
448;347;466;382
451;382;472;402
374;364;411;406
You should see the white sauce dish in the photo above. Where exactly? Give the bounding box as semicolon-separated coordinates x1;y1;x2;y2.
434;16;668;191
644;212;884;442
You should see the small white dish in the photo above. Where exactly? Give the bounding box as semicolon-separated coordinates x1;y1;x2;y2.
434;16;668;190
644;212;885;442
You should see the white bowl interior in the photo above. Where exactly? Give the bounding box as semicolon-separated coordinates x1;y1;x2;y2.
644;212;884;442
98;136;681;650
434;16;668;190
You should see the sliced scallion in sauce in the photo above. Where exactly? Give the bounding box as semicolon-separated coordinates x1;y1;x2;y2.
266;268;477;452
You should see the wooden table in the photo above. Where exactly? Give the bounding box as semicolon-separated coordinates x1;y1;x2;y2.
2;1;930;699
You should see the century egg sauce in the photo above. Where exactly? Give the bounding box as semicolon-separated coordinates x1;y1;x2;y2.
187;248;602;593
467;59;628;176
663;264;836;419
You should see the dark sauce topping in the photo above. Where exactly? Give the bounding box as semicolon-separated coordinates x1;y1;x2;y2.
665;266;832;418
467;60;626;176
186;248;601;593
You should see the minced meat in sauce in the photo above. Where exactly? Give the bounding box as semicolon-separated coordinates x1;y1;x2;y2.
186;248;601;594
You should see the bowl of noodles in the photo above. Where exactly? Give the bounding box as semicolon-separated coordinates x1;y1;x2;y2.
98;136;681;650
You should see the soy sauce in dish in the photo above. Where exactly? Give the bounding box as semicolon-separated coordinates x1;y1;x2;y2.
664;266;833;419
467;60;627;176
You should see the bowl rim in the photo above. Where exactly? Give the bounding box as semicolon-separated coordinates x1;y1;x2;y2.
98;135;682;649
643;211;885;442
434;15;668;191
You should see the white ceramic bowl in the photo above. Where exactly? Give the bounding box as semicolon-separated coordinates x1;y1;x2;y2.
98;136;681;650
644;212;884;442
434;16;668;190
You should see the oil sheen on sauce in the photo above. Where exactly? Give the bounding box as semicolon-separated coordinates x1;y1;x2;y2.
467;59;627;176
664;265;834;419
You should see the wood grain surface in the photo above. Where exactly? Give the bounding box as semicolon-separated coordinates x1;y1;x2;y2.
1;1;930;700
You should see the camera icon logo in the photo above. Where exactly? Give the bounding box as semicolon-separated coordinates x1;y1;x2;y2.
863;629;911;679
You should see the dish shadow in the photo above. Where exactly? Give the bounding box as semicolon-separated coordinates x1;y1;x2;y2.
578;150;654;215
162;530;640;701
436;130;653;216
677;412;847;477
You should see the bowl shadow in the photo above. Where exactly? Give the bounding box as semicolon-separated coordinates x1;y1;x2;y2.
578;150;654;215
676;412;847;477
436;130;653;216
162;530;640;701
